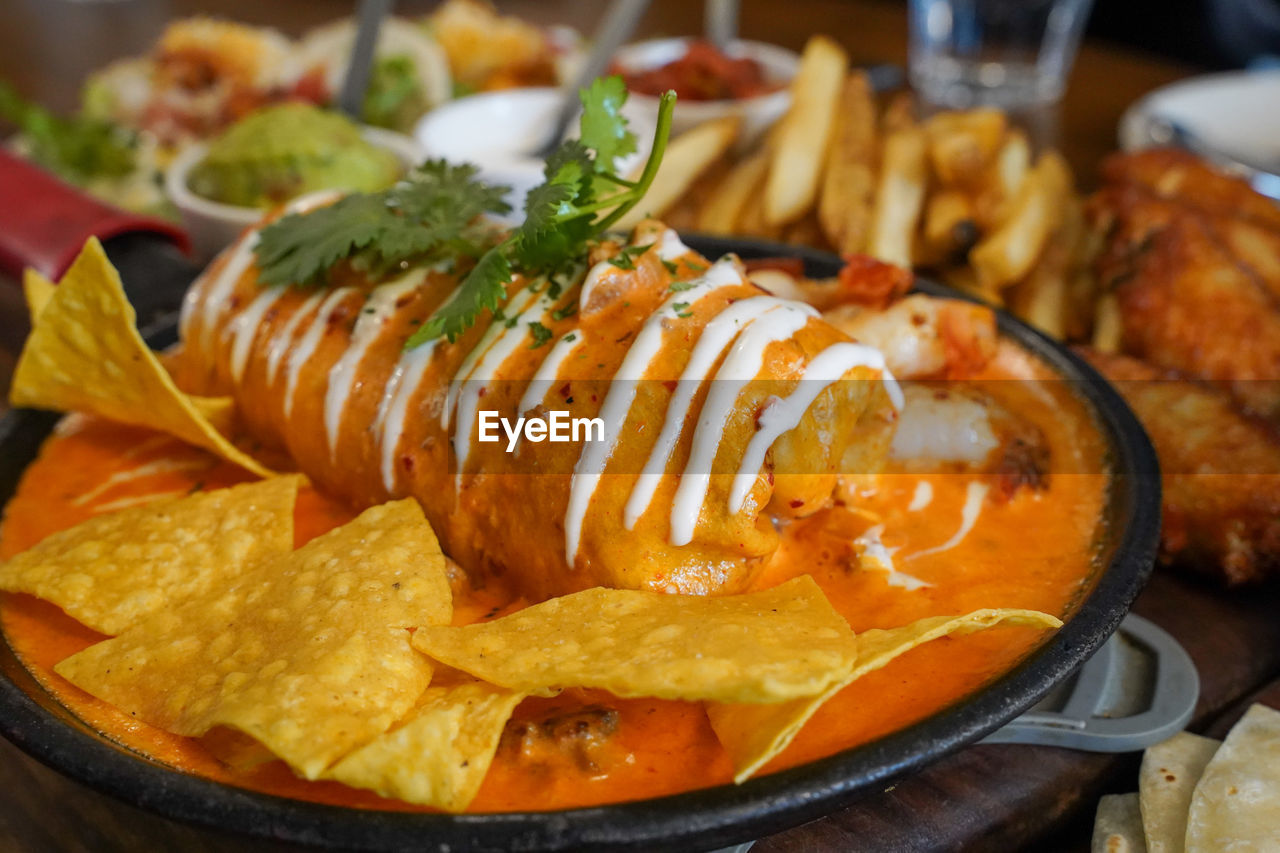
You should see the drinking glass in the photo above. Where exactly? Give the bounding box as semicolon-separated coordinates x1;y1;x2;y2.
908;0;1095;109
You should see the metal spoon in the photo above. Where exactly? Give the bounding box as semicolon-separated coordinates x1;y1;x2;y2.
337;0;395;120
705;0;739;51
535;0;652;159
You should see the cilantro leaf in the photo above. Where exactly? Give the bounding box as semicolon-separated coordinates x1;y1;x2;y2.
407;247;511;346
255;195;394;287
578;76;636;173
527;320;554;348
254;158;510;287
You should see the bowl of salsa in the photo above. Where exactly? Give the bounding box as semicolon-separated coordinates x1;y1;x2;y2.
612;37;798;145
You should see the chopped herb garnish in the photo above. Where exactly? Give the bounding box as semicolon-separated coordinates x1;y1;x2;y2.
253;159;512;288
406;78;676;348
661;259;679;275
671;302;690;312
528;321;554;348
609;244;649;270
564;332;578;342
668;279;695;292
551;302;578;322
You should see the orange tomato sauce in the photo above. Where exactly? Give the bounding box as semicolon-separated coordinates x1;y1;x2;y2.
0;352;1107;813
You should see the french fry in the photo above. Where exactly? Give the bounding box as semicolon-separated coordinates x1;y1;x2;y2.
737;157;783;240
925;108;1008;187
764;35;848;227
973;130;1031;228
881;91;917;134
922;190;979;258
697;149;771;235
866;126;928;268
616;116;741;230
817;71;878;254
969;151;1071;291
1008;232;1071;339
1091;292;1122;353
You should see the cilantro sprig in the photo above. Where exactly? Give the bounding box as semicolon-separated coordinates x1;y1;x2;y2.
406;78;677;348
253;160;512;288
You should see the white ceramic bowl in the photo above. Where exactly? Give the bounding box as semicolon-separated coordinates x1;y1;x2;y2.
612;38;799;148
167;126;424;262
1119;69;1280;167
413;87;656;223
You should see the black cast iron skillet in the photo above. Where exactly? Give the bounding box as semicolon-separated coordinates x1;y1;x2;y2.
0;227;1161;852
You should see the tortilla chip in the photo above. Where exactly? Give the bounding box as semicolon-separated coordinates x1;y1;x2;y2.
1185;703;1280;851
1094;793;1149;853
9;238;272;477
326;682;525;811
707;609;1063;782
412;575;858;704
1139;731;1219;853
56;498;451;779
22;268;56;324
0;476;299;635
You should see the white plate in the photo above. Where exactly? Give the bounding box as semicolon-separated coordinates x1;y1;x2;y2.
1119;69;1280;170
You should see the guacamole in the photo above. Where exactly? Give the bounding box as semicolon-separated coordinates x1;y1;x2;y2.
187;103;403;208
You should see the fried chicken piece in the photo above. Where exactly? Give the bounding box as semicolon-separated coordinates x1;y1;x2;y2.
1100;148;1280;232
1081;348;1280;586
1090;159;1280;420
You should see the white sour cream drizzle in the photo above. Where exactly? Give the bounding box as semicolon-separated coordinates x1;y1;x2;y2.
322;270;427;458
654;229;690;261
622;294;793;530
727;342;902;514
906;480;989;560
518;331;581;414
563;259;744;566
265;292;324;384
855;524;931;590
452;290;559;490
183;231;260;356
283;287;356;419
908;481;934;512
667;301;817;547
372;288;463;495
227;285;286;383
184;190;341;358
439;288;540;432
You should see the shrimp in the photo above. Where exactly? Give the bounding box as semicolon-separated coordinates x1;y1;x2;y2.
823;294;997;380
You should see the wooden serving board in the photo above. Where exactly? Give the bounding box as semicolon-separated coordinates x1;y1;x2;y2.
754;570;1280;852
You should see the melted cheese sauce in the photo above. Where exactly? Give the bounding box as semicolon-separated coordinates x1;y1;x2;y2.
0;345;1106;812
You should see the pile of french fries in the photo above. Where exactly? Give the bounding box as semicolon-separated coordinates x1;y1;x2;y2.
620;36;1101;341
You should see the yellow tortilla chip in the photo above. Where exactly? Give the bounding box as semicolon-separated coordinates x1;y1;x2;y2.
326;682;525;812
412;575;857;704
22;268;56;324
0;476;299;635
706;609;1062;782
9;238;272;477
1185;703;1280;851
56;498;452;779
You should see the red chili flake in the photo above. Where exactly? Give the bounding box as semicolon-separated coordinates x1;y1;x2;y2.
558;382;572;398
789;499;804;509
478;387;487;398
662;380;678;393
400;455;415;472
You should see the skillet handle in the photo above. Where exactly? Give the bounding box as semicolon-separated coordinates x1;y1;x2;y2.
0;150;189;280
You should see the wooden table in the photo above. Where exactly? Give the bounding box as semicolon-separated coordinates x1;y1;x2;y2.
6;2;1274;852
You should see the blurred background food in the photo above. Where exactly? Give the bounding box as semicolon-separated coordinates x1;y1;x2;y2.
0;0;578;218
